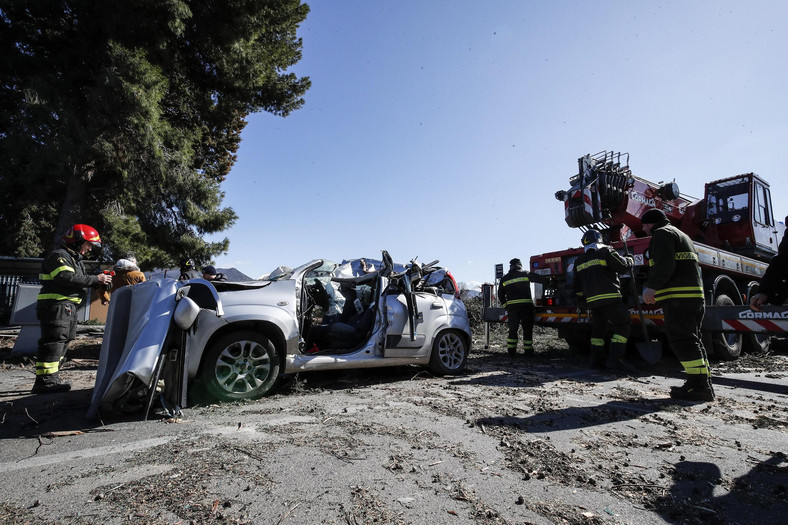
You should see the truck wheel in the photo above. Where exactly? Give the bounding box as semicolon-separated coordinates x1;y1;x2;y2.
744;285;771;354
197;331;281;402
710;294;742;360
745;332;771;354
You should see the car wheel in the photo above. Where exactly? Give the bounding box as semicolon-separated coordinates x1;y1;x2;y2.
198;331;280;402
428;329;468;375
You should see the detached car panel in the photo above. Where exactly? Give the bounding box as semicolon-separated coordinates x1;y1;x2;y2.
87;279;222;418
89;252;470;417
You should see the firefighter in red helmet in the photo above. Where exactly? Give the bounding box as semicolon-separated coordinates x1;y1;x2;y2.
32;224;113;394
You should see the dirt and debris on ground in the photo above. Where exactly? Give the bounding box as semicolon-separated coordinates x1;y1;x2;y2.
1;324;786;524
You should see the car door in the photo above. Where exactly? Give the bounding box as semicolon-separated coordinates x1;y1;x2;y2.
383;285;447;358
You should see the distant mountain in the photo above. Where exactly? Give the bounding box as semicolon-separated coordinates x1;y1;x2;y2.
221;268;254;281
145;267;254;282
458;280;483;298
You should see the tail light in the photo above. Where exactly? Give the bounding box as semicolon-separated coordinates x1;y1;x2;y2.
446;271;460;299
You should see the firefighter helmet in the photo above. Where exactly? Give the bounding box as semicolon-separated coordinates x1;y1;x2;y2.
581;229;603;247
62;224;102;248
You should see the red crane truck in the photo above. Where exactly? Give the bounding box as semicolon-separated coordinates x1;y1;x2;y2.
489;151;786;359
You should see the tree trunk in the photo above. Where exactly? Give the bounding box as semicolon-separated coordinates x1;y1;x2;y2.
52;164;92;250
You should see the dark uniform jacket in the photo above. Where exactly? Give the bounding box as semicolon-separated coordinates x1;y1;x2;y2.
573;245;632;307
179;269;201;281
37;246;99;305
645;224;704;302
760;229;787;303
498;269;533;310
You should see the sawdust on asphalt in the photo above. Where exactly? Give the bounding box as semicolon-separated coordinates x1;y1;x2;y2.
1;324;787;524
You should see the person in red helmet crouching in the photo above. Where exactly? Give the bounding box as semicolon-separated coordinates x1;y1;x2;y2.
33;224;113;394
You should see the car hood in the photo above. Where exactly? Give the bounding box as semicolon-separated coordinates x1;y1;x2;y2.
87;278;221;418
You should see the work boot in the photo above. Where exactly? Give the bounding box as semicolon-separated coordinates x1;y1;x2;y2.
605;342;637;374
587;350;606;369
31;373;71;394
606;357;638;374
670;376;715;402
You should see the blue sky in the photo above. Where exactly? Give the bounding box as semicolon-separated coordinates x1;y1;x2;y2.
210;0;788;283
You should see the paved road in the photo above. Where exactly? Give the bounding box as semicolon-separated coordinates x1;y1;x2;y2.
1;335;787;524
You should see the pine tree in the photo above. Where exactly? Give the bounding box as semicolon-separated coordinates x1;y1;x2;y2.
0;0;310;269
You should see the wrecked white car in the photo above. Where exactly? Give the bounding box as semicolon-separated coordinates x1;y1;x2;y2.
88;252;471;417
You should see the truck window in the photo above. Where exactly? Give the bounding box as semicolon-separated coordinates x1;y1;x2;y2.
726;193;748;212
707;180;750;224
753;182;773;226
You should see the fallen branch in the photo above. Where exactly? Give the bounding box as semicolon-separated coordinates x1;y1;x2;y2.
232;446;266;462
40;430;84;438
610;483;665;490
276;501;301;524
34;434;54;455
25;408;38;425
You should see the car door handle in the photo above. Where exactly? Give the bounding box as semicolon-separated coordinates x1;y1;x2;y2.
431;301;443;309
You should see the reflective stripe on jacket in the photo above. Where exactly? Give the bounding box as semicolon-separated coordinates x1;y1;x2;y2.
498;270;533;309
572;245;632;307
37;247;98;304
645;224;704;301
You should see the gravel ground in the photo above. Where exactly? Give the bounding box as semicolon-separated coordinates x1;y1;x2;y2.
0;325;787;524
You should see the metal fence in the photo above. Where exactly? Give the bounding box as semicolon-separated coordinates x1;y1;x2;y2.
0;257;42;325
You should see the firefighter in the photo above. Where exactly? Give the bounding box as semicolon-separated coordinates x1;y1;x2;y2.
641;209;714;402
572;229;636;372
33;224;113;394
750;221;787;310
498;258;535;356
179;259;201;280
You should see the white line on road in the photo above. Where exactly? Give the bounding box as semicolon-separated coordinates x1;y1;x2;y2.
0;436;173;473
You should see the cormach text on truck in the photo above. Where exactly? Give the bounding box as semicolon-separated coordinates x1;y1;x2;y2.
484;151;787;360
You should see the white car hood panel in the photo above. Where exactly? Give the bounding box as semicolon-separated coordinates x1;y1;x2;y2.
87;278;221;418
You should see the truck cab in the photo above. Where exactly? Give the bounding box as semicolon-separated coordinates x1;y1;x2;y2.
703;173;784;261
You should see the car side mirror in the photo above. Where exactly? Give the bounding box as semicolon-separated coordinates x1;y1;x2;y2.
174;296;200;330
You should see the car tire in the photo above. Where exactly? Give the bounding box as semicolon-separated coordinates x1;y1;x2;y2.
198;331;281;402
428;329;469;375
